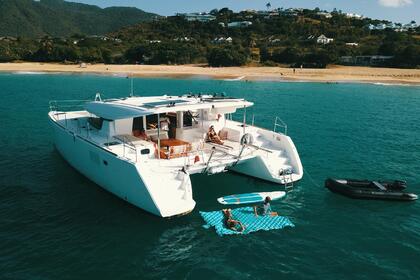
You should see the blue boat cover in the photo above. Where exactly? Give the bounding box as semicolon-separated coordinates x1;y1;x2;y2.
199;207;295;236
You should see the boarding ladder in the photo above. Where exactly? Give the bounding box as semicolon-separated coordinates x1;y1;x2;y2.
280;168;294;192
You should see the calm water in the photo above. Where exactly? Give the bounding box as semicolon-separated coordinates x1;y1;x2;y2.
0;73;419;279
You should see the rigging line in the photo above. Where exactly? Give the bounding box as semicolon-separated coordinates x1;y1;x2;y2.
303;168;322;188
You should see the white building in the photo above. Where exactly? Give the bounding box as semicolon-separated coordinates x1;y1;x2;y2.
228;21;253;28
345;42;359;47
345;13;363;19
368;21;417;32
174;37;191;42
317;35;334;44
212;37;233;44
177;13;216;22
317;12;332;18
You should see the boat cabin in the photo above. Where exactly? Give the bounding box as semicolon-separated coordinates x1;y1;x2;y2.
84;94;253;160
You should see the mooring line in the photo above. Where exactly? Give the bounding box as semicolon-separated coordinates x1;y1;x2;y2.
303;168;322;188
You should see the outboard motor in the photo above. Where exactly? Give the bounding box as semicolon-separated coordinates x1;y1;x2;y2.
391;180;407;190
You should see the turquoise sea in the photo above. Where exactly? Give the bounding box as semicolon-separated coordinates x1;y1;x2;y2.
0;73;419;279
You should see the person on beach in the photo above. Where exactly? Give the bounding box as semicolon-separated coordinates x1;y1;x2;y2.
254;196;278;217
207;125;224;145
222;209;245;232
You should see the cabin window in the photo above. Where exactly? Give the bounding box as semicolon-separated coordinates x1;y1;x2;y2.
183;111;193;127
183;110;199;127
146;114;159;129
132;117;144;131
88;117;103;130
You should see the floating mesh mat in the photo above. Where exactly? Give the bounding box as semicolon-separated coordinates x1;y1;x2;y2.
199;206;295;236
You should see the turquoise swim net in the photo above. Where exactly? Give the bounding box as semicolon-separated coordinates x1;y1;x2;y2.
199;206;295;236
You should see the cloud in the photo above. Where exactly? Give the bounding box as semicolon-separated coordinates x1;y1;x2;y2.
378;0;413;7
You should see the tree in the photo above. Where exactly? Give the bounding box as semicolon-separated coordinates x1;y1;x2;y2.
207;46;249;66
394;45;420;67
266;2;271;10
210;9;219;15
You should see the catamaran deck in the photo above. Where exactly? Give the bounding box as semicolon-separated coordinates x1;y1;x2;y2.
51;109;295;181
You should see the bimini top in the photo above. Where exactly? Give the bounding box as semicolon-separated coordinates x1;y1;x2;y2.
85;94;253;120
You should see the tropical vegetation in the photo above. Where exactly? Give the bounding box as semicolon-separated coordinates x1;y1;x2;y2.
0;2;419;68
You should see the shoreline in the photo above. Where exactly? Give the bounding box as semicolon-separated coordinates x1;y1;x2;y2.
1;62;420;85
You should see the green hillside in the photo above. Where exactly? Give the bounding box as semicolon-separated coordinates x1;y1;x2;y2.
0;0;158;37
0;6;418;68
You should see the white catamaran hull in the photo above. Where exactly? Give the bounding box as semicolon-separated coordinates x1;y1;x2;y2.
50;119;195;217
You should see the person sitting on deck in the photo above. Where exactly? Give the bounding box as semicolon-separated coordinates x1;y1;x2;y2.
254;197;278;217
222;209;245;232
207;125;224;145
133;129;149;141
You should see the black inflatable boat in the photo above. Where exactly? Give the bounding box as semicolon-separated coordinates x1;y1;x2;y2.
325;178;418;201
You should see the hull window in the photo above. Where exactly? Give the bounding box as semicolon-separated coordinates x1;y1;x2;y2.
141;149;150;155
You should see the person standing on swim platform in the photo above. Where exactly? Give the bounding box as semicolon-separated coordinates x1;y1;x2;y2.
254;197;278;217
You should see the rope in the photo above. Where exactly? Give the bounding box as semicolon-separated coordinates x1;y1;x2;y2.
303;168;322;188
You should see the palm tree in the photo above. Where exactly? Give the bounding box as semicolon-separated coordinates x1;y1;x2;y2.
266;2;271;10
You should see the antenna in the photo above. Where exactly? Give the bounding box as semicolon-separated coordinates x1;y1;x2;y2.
129;74;134;97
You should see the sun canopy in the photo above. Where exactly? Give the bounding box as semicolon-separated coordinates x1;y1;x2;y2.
85;96;254;120
85;102;153;120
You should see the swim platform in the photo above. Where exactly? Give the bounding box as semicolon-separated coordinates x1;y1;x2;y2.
199;206;295;236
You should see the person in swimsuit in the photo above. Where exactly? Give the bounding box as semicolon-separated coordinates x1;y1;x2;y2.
133;129;149;140
207;125;224;145
137;129;149;141
222;209;245;232
254;196;278;217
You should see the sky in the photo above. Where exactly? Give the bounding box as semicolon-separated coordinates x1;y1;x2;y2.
74;0;419;23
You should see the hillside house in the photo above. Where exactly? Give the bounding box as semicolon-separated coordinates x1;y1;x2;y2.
177;13;216;22
317;35;334;44
345;13;363;19
212;37;233;44
317;12;332;18
228;21;253;28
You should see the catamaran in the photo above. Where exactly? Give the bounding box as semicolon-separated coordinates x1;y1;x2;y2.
48;93;303;217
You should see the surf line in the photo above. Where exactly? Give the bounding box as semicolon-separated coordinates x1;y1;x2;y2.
223;76;246;81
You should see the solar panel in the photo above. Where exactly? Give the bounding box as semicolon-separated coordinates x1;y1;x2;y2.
142;99;190;108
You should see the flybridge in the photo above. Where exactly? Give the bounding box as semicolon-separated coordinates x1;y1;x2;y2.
85;94;254;120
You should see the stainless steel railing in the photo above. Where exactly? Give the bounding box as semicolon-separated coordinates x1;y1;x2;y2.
227;112;288;136
273;116;287;135
49;99;89;112
113;135;138;163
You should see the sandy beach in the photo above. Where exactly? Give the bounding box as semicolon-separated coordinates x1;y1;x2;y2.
0;62;419;84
